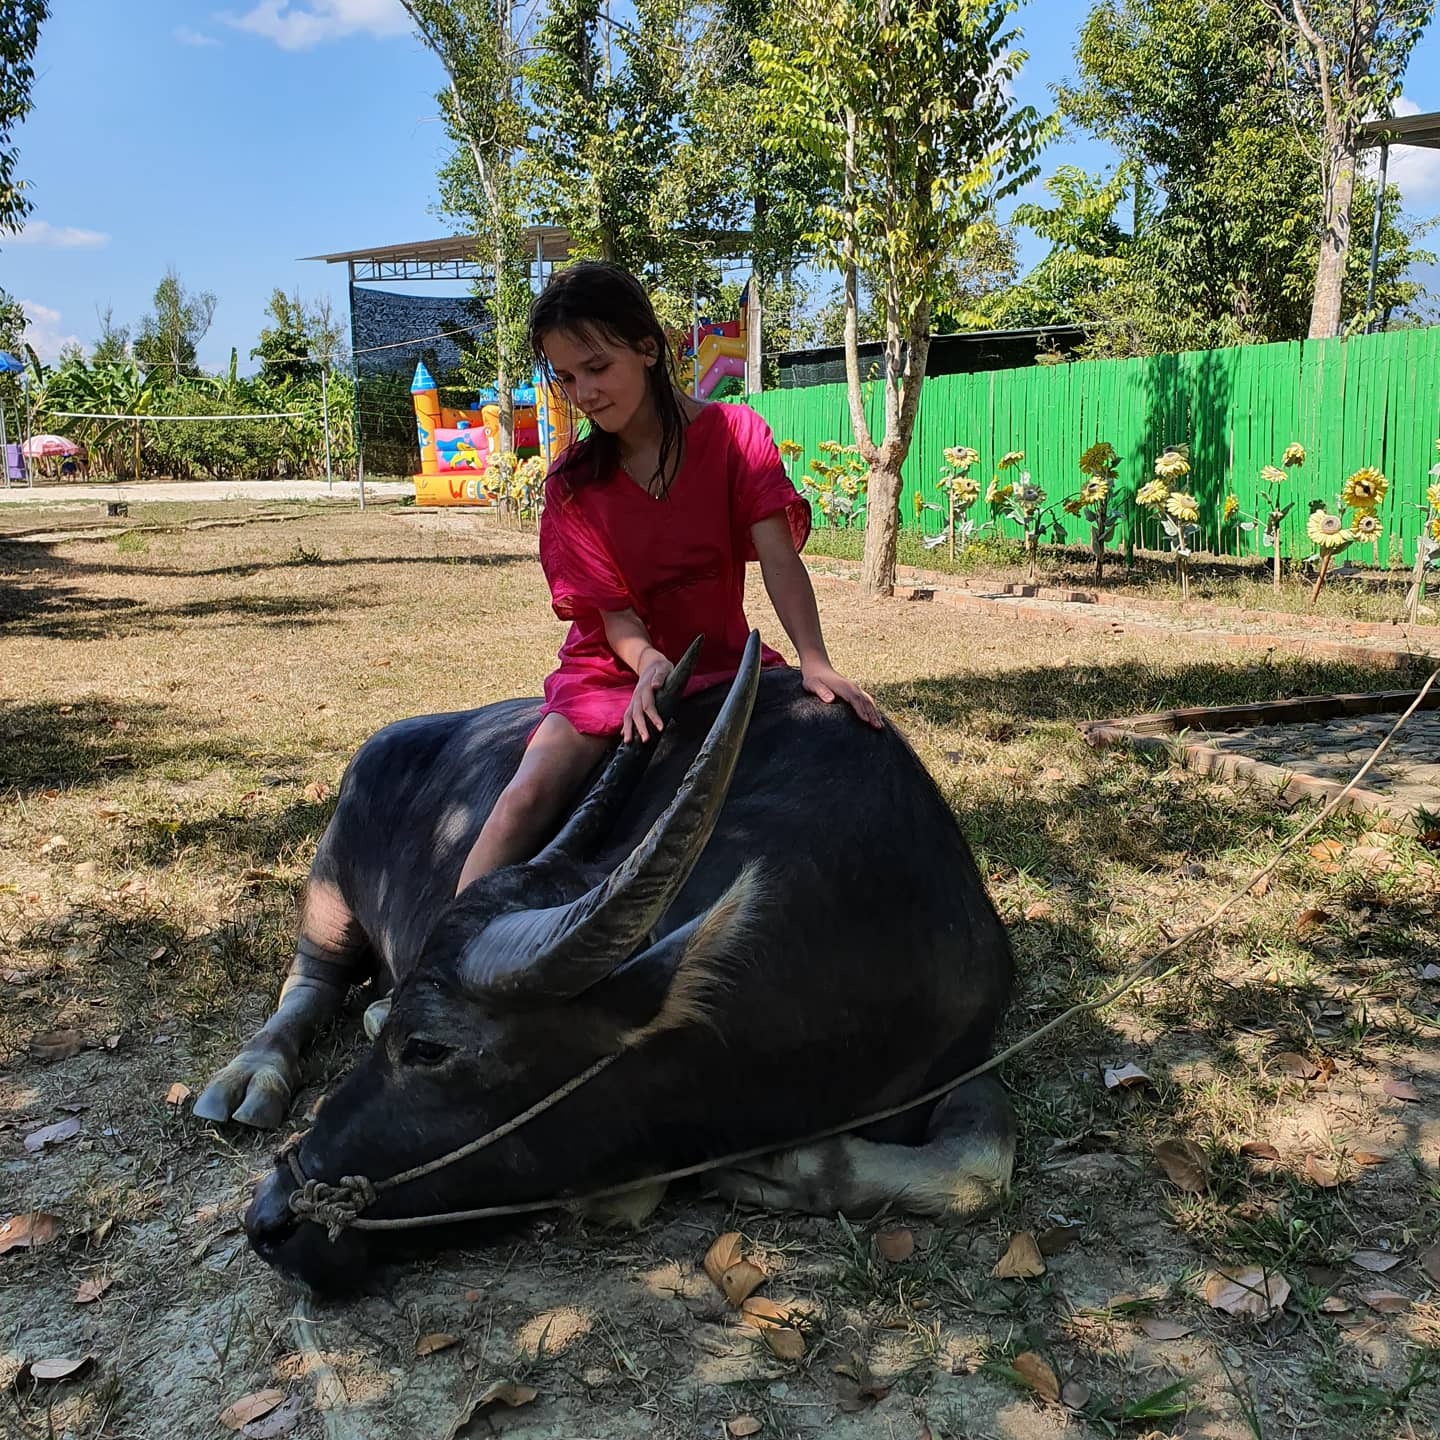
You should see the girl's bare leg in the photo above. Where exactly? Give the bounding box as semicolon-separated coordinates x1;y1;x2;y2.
456;713;610;893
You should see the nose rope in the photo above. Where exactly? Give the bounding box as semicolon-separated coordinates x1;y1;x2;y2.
282;1051;619;1239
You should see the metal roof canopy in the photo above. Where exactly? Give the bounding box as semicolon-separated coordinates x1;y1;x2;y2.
304;224;754;283
1357;110;1440;328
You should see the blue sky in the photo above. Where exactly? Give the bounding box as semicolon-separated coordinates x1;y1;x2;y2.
5;0;1439;371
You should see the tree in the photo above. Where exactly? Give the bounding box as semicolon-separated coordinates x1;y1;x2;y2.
405;0;529;452
1265;0;1433;338
756;0;1050;596
91;305;129;365
133;267;216;377
0;0;48;237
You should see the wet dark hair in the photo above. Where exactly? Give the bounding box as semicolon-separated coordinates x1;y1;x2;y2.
530;261;687;497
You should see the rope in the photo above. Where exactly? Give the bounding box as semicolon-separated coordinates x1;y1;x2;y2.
291;670;1439;1236
47;410;306;422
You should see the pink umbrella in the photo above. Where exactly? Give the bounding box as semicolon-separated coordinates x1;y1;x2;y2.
22;434;81;458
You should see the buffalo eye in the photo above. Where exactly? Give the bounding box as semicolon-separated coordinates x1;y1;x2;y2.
400;1036;455;1067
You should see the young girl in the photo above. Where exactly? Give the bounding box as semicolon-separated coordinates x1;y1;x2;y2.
455;261;880;894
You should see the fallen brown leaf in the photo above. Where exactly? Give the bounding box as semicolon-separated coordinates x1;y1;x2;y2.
1419;1246;1440;1286
28;1030;83;1063
1036;1225;1082;1256
240;1393;304;1438
740;1296;794;1330
875;1227;914;1263
720;1259;766;1307
445;1381;537;1438
416;1332;459;1356
1352;1150;1388;1166
220;1390;286;1431
1320;1295;1353;1314
74;1274;113;1304
1351;1250;1401;1273
1272;1051;1321;1080
992;1232;1046;1279
1104;1062;1151;1089
1308;839;1345;862
1061;1380;1091;1410
1154;1137;1209;1193
1302;1154;1341;1188
1138;1317;1194;1341
1295;907;1330;931
727;1419;762;1438
24;1117;81;1153
703;1232;744;1290
1240;1141;1281;1161
762;1326;806;1361
1023;900;1054;922
18;1356;94;1385
1203;1267;1291;1319
165;1082;192;1107
1357;1289;1410;1314
88;1218;115;1249
303;781;331;803
1382;1078;1422;1102
1011;1350;1061;1404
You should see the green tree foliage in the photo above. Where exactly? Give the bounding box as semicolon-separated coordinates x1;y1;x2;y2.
1264;0;1434;337
755;0;1051;595
91;305;130;365
251;289;348;384
0;0;48;236
133;267;217;377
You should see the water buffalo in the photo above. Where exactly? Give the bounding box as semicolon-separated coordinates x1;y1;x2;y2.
199;635;1015;1290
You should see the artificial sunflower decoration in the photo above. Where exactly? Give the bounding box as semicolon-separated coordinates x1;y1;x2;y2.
997;450;1025;471
952;476;980;506
1431;514;1440;543
1307;508;1352;554
1137;478;1170;510
986;478;1013;506
1222;494;1239;523
1283;443;1306;467
1260;465;1285;486
1080;476;1110;506
1340;466;1387;511
913;490;926;519
777;438;804;463
944;445;980;470
1078;441;1119;478
1427;482;1440;511
1017;482;1046;510
1155;448;1191;481
1063;496;1086;517
1354;513;1382;541
1166;492;1200;524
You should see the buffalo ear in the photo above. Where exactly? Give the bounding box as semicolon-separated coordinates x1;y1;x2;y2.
616;864;766;1050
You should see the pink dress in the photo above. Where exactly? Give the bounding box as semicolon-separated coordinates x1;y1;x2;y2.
537;403;811;737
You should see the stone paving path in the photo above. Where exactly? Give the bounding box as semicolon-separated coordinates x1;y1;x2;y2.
1204;709;1440;812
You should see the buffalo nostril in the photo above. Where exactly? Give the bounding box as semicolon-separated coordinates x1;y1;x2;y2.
246;1168;300;1248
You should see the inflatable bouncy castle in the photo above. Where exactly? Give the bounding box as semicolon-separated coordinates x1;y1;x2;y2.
410;361;573;507
679;309;748;400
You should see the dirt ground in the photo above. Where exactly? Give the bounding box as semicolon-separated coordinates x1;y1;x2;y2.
2;500;1438;1440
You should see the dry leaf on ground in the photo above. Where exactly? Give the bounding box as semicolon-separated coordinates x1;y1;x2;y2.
416;1332;459;1356
1023;901;1054;921
1154;1138;1209;1192
1203;1267;1291;1319
304;781;331;803
1351;1250;1402;1273
220;1391;286;1431
1240;1141;1281;1161
740;1297;794;1330
1011;1350;1061;1404
1138;1317;1194;1341
1382;1078;1422;1102
1356;1289;1410;1314
165;1082;191;1107
1303;1155;1341;1188
1352;1150;1388;1166
1295;907;1330;930
1;1213;61;1255
1061;1380;1091;1410
444;1381;538;1439
74;1275;113;1304
1309;839;1345;862
1037;1224;1082;1255
993;1231;1046;1279
18;1356;94;1384
240;1393;304;1438
28;1030;83;1062
1419;1246;1440;1285
762;1327;806;1361
720;1260;766;1306
875;1227;914;1263
1272;1051;1321;1080
1104;1063;1151;1089
1320;1296;1353;1314
727;1419;762;1438
703;1232;744;1289
23;1117;81;1153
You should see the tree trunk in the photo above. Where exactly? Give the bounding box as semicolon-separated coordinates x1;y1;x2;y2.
1308;139;1356;339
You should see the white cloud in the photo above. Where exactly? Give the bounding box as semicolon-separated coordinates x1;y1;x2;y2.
9;220;110;249
175;25;221;47
19;300;84;365
1376;97;1440;208
218;0;409;50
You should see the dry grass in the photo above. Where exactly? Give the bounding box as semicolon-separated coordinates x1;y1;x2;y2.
2;501;1438;1440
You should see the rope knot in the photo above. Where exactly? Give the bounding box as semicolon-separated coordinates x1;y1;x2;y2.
288;1174;378;1242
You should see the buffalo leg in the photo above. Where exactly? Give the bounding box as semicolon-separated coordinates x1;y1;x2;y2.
195;878;370;1129
712;1077;1016;1222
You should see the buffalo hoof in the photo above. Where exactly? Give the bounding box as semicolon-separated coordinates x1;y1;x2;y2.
194;1049;295;1129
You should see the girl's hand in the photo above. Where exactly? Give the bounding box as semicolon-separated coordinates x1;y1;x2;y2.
801;660;883;730
624;653;675;743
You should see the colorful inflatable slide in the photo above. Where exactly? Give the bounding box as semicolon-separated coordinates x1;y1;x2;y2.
680;314;748;400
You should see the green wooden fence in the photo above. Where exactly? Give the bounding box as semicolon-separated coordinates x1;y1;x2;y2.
746;326;1440;566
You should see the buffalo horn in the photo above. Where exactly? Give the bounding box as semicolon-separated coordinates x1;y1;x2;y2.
461;631;762;1001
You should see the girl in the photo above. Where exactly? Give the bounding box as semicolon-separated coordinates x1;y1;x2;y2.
456;261;879;894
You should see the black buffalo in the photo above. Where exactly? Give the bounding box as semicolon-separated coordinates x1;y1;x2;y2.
198;636;1015;1290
